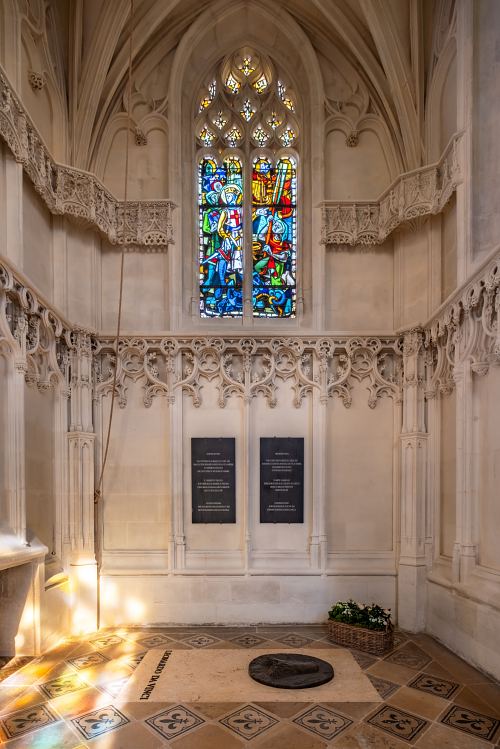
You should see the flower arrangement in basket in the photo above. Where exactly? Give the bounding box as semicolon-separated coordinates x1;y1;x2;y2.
327;600;394;655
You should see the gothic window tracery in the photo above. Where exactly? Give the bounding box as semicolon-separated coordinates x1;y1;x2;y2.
196;48;299;318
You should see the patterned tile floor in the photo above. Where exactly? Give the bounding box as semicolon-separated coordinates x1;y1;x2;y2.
0;625;499;747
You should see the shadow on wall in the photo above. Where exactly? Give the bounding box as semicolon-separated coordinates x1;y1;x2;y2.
0;564;32;657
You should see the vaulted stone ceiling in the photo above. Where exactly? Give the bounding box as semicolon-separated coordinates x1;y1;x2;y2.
13;0;455;173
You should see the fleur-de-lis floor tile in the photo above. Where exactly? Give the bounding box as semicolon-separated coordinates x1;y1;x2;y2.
146;704;204;739
351;649;378;670
440;704;500;742
367;673;400;699
384;642;432;671
126;651;147;669
67;652;110;670
230;634;267;648
293;705;352;741
0;703;58;739
183;634;220;648
38;673;88;699
393;631;409;648
101;676;130;698
366;705;429;742
0;657;34;683
220;704;278;739
88;634;124;650
408;671;460;699
138;633;173;649
274;633;312;647
71;705;129;739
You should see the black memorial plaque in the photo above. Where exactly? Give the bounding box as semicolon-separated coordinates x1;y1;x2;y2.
191;438;236;523
260;437;304;523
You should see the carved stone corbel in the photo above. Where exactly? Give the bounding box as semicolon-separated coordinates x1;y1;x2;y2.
28;71;45;91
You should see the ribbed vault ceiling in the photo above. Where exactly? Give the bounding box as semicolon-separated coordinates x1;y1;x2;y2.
40;0;449;171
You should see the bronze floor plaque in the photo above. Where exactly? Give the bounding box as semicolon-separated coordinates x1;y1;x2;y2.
249;653;334;689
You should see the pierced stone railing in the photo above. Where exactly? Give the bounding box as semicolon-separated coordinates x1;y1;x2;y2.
320;133;462;246
0;67;174;249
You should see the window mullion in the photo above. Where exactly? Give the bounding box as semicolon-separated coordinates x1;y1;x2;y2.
243;143;253;321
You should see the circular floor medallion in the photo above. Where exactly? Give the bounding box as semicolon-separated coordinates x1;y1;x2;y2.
248;653;334;689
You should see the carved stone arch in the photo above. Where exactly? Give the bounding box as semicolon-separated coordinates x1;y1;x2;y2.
168;0;324;327
324;113;399;200
94;111;169;200
356;115;400;180
425;35;457;162
0;0;20;84
0;299;16;362
298;0;406;172
73;0;130;168
0;293;20;363
88;39;175;173
0;338;14;362
19;15;67;159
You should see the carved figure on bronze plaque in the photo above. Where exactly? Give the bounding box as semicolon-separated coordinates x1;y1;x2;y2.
249;653;334;688
260;437;304;523
191;438;236;523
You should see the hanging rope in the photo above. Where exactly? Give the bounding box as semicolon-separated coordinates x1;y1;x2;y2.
93;0;135;625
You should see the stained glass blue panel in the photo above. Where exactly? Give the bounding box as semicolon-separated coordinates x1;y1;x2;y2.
199;157;243;317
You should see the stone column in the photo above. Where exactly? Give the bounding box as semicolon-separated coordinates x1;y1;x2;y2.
398;329;428;631
53;379;70;562
423;347;439;569
4;312;28;542
171;350;185;570
67;329;98;633
311;344;329;570
452;353;477;583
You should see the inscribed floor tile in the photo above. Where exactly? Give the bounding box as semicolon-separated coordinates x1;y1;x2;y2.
119;648;381;703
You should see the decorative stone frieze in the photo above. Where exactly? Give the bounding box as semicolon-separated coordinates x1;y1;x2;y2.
321;133;462;246
0;68;175;249
93;335;403;410
0;262;72;392
424;252;500;395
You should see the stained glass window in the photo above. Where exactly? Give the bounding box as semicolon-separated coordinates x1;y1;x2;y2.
196;48;299;319
252;157;296;317
199;156;243;317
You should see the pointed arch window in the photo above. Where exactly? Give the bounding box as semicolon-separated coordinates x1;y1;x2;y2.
196;48;299;318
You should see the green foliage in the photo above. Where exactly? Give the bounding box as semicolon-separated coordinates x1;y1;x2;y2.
328;599;392;631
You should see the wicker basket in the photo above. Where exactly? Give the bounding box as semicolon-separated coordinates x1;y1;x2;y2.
327;620;394;655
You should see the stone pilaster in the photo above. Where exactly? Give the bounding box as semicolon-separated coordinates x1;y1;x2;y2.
67;329;97;633
452;355;477;583
398;329;428;631
4;312;28;542
311;348;329;570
